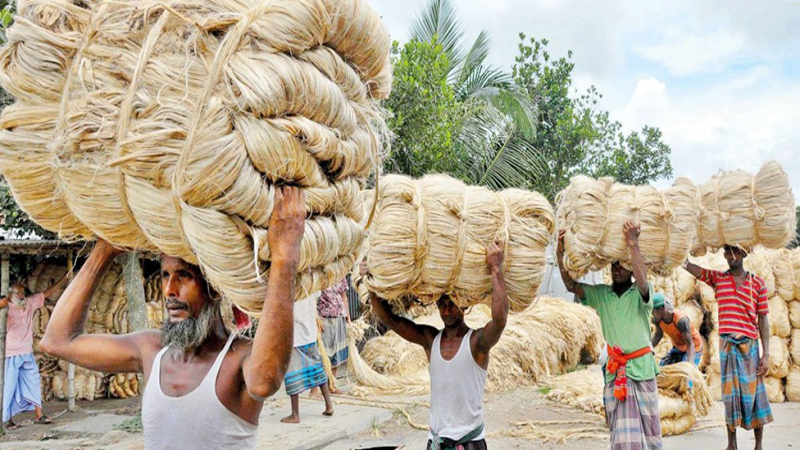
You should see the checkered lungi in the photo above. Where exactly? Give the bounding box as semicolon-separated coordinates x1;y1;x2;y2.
283;342;327;396
603;377;662;450
720;334;773;431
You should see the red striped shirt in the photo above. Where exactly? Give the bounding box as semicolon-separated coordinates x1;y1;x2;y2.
699;269;768;340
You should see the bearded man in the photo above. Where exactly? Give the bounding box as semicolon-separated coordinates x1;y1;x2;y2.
41;187;306;449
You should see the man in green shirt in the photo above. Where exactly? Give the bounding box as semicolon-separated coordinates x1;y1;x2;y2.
556;221;662;450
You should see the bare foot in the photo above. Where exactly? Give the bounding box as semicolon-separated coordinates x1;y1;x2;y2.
323;406;334;416
330;386;342;395
280;414;300;424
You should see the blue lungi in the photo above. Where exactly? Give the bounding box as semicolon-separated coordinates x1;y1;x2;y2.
3;353;42;422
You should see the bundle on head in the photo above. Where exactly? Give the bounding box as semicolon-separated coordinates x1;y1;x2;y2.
0;0;391;316
693;161;795;256
556;176;698;279
365;174;555;312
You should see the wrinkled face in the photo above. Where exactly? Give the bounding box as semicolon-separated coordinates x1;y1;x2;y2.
436;295;465;328
611;262;632;285
160;255;214;324
723;246;745;270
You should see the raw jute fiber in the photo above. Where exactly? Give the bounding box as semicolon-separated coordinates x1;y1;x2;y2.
693;161;795;255
365;174;555;312
556;176;699;279
772;248;800;301
0;0;391;316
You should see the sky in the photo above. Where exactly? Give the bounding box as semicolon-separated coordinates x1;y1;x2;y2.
367;0;800;201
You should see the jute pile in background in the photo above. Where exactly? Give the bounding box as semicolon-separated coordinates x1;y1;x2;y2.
0;0;391;316
556;176;698;279
693;161;795;255
365;174;555;312
544;363;718;436
29;262;165;401
347;297;602;395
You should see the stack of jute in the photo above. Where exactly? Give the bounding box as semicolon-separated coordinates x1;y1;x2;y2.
0;0;391;316
556;176;699;279
365;174;555;312
692;161;795;256
543;363;717;436
348;297;602;396
772;247;800;401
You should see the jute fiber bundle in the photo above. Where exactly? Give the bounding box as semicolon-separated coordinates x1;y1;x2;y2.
745;248;777;298
349;297;602;395
769;296;791;338
556;176;698;279
790;330;800;364
108;373;141;399
681;300;704;333
768;336;790;378
654;334;673;364
0;0;392;316
699;336;711;372
772;248;800;300
786;365;800;402
652;268;696;306
544;363;714;436
789;301;800;329
765;376;785;403
693;161;795;255
51;371;102;401
366;174;555;312
706;369;722;401
27;262;69;301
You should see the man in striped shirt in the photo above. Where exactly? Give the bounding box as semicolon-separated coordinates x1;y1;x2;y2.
684;245;772;450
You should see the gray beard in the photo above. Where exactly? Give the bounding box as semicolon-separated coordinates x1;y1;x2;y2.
160;303;219;350
11;296;25;307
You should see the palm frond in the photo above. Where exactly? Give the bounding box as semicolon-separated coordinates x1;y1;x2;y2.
410;0;465;72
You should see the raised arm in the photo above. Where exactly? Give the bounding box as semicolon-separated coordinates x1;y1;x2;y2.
476;239;509;352
556;230;585;299
682;260;703;279
42;270;70;299
623;221;649;300
368;292;438;350
241;186;305;400
0;297;8;310
40;241;158;374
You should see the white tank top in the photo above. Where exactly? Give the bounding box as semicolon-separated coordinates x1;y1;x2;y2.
142;334;258;449
428;329;487;441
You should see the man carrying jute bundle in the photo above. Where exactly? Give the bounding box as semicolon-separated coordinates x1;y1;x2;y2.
557;221;662;450
41;187;306;449
683;245;772;450
651;293;703;367
1;274;69;429
363;239;509;450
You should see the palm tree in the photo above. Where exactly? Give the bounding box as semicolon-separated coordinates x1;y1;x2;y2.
409;0;543;190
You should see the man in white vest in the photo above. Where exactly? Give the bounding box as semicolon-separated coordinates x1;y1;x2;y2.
363;240;508;450
42;187;306;449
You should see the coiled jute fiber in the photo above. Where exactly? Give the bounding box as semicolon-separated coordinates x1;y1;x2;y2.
693;161;795;256
772;248;800;301
556;176;699;279
365;174;555;312
0;0;391;316
769;296;791;339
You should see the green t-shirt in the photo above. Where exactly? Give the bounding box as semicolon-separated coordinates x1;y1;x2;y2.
580;283;659;384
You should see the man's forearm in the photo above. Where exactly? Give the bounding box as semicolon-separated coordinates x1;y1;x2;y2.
556;251;578;292
42;248;116;351
683;261;703;279
629;243;649;296
490;267;509;328
758;315;770;357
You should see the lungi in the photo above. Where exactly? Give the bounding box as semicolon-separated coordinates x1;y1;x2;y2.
320;317;349;368
284;342;327;396
659;346;702;366
720;334;773;431
603;378;662;450
3;353;43;422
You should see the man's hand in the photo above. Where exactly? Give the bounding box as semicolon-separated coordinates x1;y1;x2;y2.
94;239;125;260
486;239;505;272
623;221;640;248
268;186;306;267
757;353;769;377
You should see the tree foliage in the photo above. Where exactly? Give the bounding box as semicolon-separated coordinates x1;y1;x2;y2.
512;35;673;200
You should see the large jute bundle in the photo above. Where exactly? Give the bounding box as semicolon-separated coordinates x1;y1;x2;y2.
772;248;800;300
51;371;101;401
769;296;792;338
693;161;796;255
745;248;777;298
790;330;800;364
765;376;785;403
681;300;704;332
0;0;392;316
652;268;696;306
786;365;800;402
27;262;69;301
350;297;602;395
366;174;555;311
769;336;790;378
789;301;800;329
108;373;140;399
556;176;698;279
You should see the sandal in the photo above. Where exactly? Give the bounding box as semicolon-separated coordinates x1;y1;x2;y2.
34;415;52;425
5;421;20;430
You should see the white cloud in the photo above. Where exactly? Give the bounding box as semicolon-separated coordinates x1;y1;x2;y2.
636;30;747;76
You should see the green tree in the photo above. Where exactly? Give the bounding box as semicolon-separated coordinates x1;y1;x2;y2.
512;35;673;200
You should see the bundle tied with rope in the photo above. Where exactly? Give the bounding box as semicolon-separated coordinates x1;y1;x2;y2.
0;0;391;317
365;174;555;312
556;176;699;279
693;161;795;256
